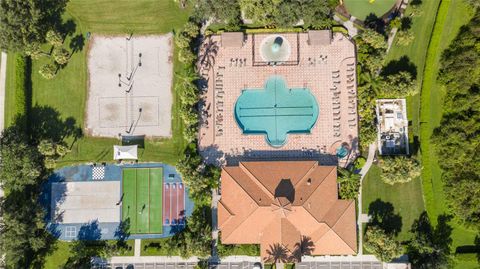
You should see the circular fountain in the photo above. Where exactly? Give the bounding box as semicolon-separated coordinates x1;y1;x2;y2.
260;35;291;63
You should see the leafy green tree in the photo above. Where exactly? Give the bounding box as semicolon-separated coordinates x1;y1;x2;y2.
0;190;52;267
337;168;361;200
39;63;56;79
379;156;421;185
240;0;331;28
432;11;480;228
407;212;453;269
364;225;402;262
359;72;382;95
52;47;70;65
0;127;45;191
395;30;415;46
0;0;67;51
380;71;418;97
24;42;46;60
45;30;63;47
167;206;212;258
196;0;241;27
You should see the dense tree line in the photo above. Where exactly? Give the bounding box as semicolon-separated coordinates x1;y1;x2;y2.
195;0;335;28
433;10;480;229
0;126;52;267
0;0;67;51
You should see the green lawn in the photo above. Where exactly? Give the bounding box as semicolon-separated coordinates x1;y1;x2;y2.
362;165;425;242
66;0;190;34
4;53;18;127
2;1;191;167
417;0;478;266
343;0;397;21
43;240;134;268
17;2;192;267
386;0;478;267
386;0;441;144
122;168;163;234
141;238;172;256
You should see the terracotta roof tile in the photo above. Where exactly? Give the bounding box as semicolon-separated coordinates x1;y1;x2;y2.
218;161;357;260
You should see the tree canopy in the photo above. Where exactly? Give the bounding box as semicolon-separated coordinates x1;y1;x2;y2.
379;156;422;185
240;0;331;28
433;10;480;228
364;225;402;262
0;0;67;51
407;212;453;269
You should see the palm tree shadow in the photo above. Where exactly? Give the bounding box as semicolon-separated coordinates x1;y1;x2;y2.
292;236;315;261
264;243;290;264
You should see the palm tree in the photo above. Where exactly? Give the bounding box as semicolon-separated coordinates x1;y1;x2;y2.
359;72;382;96
198;38;219;71
264;243;290;264
292;236;315;261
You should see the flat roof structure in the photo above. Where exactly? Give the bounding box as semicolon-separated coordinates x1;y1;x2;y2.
51;181;121;224
376;99;409;155
198;31;359;165
218;161;357;261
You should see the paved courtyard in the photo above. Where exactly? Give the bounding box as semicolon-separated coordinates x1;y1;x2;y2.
86;35;173;138
198;31;359;165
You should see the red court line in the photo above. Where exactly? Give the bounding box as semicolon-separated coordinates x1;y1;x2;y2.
171;183;178;224
163;183;171;225
177;183;185;221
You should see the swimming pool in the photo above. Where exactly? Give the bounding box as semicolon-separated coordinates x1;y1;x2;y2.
235;76;319;147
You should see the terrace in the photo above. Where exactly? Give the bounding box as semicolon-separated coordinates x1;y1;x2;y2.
375;99;409;155
198;31;359;165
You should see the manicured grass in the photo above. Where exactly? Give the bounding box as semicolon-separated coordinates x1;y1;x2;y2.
343;0;397;21
122;168;163;234
362;165;425;242
43;240;134;267
386;0;441;143
149;168;164;232
2;2;190;167
66;0;191;34
417;1;477;267
141;238;171;256
4;3;192;267
4;53;18;127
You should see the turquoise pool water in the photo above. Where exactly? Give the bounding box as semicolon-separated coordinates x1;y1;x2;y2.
235;76;319;147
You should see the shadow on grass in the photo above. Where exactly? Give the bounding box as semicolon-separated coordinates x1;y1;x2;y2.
368;199;403;236
407;212;454;268
382;55;418;79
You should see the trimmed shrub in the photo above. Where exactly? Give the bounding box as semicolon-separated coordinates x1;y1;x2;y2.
14;55;27;118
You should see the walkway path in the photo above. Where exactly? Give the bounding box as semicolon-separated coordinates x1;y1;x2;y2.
134;239;141;257
0;51;6;133
356;142;377;255
333;15;359;37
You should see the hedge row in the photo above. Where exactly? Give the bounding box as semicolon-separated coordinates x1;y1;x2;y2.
13;55;28;118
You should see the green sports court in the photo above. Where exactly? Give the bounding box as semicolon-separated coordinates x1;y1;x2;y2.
122;167;163;234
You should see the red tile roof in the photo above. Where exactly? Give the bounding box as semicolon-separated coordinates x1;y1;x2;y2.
218;161;357;261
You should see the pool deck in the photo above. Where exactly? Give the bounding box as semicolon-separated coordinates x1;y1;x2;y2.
44;163;194;241
198;32;359;166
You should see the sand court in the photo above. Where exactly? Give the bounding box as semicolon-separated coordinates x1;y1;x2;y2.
86;34;173;137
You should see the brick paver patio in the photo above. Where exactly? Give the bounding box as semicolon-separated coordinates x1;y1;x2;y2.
198;32;359;165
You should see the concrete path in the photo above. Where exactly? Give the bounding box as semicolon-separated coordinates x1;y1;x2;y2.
134;239;141;257
0;51;6;132
333;15;358;38
357;143;377;255
211;188;221;260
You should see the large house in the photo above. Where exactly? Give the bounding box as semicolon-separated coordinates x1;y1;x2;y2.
218;161;357;261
